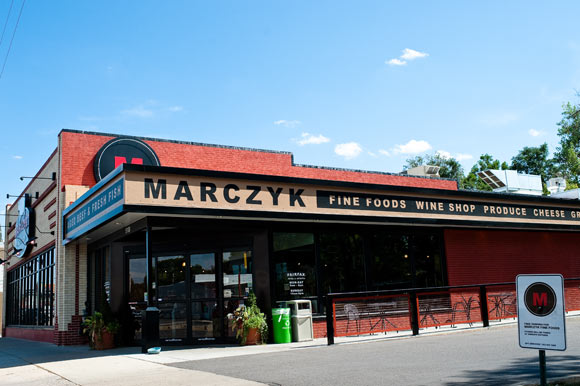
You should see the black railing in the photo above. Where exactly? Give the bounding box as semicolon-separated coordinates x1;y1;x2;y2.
325;278;580;345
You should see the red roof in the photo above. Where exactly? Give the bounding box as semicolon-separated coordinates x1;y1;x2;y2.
59;130;457;191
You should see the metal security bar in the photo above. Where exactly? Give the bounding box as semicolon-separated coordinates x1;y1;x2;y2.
333;294;411;337
6;248;55;327
326;278;580;345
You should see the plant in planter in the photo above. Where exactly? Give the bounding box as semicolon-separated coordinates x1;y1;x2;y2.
83;311;120;350
228;291;268;345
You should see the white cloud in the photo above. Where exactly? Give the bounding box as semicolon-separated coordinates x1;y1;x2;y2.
393;139;432;154
368;151;377;157
387;58;407;66
387;48;429;66
528;129;543;137
335;142;363;159
297;133;330;146
12;155;23;160
436;150;452;159
379;149;391;156
122;106;154;118
400;48;429;60
436;150;473;161
168;106;184;112
274;120;302;128
456;153;474;161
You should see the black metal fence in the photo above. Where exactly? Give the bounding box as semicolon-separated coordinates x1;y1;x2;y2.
325;278;580;345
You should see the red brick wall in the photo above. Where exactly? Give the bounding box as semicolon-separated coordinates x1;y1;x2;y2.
54;315;88;345
59;131;457;191
313;319;327;339
5;327;54;343
445;229;580;286
60;131;114;188
564;283;580;311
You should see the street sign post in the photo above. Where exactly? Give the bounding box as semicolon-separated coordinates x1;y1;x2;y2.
517;274;566;386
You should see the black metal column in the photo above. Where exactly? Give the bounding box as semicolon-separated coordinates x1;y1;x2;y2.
142;223;159;353
326;295;335;345
409;291;420;336
479;285;489;327
539;350;547;386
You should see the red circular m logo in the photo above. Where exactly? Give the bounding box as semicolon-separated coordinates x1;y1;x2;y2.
524;282;556;317
93;137;160;182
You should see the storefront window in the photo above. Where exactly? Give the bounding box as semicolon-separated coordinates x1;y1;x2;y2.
190;253;216;299
222;250;253;297
368;233;412;290
129;257;146;303
413;234;445;287
273;233;317;308
6;248;55;326
157;255;186;301
320;232;365;294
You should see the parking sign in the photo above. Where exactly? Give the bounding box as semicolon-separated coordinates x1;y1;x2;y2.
517;274;566;351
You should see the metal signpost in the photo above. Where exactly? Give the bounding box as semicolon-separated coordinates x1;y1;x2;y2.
517;274;566;386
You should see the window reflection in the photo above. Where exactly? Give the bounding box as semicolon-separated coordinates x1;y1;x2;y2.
222;250;252;297
191;301;218;338
190;253;216;298
157;255;186;301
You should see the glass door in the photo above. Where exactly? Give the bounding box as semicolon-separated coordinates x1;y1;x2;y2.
126;244;253;344
190;252;219;340
222;248;253;338
157;255;188;342
128;255;147;342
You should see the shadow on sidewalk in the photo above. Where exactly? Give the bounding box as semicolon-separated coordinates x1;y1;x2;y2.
444;355;580;386
0;337;240;369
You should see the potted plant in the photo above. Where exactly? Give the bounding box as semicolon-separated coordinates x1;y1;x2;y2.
83;311;120;350
228;291;268;345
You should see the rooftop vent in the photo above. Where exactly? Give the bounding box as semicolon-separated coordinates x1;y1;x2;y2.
405;165;440;178
476;169;542;196
547;177;566;195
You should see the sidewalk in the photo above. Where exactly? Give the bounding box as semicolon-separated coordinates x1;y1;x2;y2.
0;317;554;386
0;337;265;386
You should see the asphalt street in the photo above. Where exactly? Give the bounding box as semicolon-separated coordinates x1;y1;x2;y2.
169;318;580;386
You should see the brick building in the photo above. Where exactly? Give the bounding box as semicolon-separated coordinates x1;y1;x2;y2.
2;129;580;345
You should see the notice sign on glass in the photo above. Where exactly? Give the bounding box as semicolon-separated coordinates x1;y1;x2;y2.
517;274;566;351
286;272;306;296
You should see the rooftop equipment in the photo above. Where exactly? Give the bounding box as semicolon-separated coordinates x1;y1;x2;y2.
476;170;542;196
549;189;580;200
404;165;440;178
547;177;567;195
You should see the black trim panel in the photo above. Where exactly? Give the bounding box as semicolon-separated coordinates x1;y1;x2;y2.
121;204;580;232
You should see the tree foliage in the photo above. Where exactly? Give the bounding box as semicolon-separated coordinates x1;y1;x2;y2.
401;97;580;194
554;101;580;185
510;143;554;184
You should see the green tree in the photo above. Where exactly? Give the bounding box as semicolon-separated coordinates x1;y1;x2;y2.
463;154;509;191
510;143;554;194
554;101;580;185
404;154;464;181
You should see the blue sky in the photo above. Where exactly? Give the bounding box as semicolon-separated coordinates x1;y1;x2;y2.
1;1;580;213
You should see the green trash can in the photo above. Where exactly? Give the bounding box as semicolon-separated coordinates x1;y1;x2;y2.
272;308;292;343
